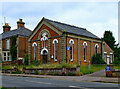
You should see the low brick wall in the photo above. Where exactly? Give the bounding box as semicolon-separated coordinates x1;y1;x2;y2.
2;66;80;75
111;70;120;77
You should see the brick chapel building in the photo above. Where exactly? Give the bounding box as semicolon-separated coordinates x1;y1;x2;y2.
0;19;32;64
28;17;114;65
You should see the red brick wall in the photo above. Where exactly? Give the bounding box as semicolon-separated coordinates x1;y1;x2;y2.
2;39;6;50
93;42;101;56
104;42;114;63
67;37;78;64
31;24;59;40
19;36;29;58
31;24;59;62
50;38;60;63
80;40;91;65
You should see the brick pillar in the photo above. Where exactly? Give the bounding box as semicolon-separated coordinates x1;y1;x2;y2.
38;40;41;62
48;39;51;63
101;42;104;59
28;41;31;65
78;38;80;65
59;35;66;63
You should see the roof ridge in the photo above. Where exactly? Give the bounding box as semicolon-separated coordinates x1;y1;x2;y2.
44;18;86;30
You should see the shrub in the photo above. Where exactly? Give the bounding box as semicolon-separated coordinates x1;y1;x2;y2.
92;53;106;64
10;36;17;61
24;54;29;65
113;56;120;64
35;70;39;75
33;60;41;66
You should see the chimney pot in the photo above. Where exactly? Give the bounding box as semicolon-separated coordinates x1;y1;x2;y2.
3;23;11;33
17;19;25;29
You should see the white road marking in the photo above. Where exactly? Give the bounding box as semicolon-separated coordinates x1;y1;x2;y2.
68;86;93;89
25;80;52;85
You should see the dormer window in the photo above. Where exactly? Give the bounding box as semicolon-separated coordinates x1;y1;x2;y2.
6;39;10;49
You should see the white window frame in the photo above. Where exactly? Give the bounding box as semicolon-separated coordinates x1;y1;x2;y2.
7;53;11;61
95;44;99;54
3;53;6;61
32;42;37;60
6;39;10;49
110;53;113;63
104;52;107;62
53;39;58;61
83;41;87;62
69;39;74;61
41;33;48;48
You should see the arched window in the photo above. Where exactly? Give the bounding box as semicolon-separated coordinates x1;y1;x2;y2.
53;39;58;61
41;33;48;48
69;39;74;61
95;44;99;54
32;42;37;60
83;42;87;61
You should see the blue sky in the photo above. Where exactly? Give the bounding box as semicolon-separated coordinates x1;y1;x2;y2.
0;1;118;43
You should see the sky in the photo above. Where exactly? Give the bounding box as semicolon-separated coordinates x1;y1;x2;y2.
0;1;119;43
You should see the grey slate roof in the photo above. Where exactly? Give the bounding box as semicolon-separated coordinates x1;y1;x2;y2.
1;27;32;39
44;18;100;39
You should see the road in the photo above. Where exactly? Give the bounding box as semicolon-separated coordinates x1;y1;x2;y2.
2;75;119;89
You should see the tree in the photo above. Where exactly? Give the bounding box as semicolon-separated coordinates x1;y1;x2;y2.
102;31;116;50
92;53;106;64
102;30;120;64
10;36;17;61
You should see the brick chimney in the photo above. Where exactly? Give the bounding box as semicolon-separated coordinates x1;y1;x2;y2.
17;19;25;29
3;23;11;33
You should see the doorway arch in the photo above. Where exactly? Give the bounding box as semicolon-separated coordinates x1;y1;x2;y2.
43;50;48;64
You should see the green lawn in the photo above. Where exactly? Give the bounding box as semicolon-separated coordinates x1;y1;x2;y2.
80;65;106;75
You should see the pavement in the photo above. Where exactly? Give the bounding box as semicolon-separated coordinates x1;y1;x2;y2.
1;71;119;84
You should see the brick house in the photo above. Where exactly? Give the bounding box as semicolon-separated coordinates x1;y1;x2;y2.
28;17;114;65
0;19;32;64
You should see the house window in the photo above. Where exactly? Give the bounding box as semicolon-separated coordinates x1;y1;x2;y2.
69;39;74;61
95;44;99;54
110;54;112;63
8;53;11;61
53;39;58;61
83;42;87;62
104;53;106;62
6;39;10;49
4;53;6;61
32;42;37;60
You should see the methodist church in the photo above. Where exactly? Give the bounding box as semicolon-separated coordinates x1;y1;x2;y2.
28;17;114;65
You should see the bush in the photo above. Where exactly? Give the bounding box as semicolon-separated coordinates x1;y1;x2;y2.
92;53;106;64
10;36;17;61
24;54;29;65
33;60;41;66
113;56;120;64
35;70;39;75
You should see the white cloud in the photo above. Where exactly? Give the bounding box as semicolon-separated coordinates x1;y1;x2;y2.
0;2;118;43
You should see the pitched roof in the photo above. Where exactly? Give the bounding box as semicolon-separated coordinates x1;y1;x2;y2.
44;18;100;39
2;27;32;39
